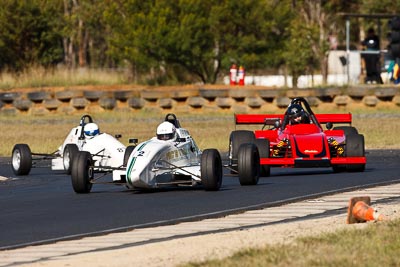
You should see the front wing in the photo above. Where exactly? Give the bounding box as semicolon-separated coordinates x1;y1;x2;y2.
260;156;366;168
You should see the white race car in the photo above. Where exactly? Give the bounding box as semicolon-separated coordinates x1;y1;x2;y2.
11;115;132;176
71;114;223;193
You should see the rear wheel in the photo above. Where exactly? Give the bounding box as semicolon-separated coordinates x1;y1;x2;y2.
345;134;365;172
201;149;223;191
124;145;136;166
238;143;260;185
228;130;255;173
333;126;358;135
71;151;93;193
254;139;270;177
63;144;79;174
11;144;32;175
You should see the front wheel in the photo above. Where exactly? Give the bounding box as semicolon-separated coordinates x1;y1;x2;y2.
63;144;79;174
201;149;222;191
71;151;93;193
11;144;32;175
238;143;260;186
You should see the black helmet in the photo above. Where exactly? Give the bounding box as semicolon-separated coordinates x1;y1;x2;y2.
288;104;304;123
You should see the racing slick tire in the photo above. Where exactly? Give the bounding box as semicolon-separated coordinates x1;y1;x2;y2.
254;139;271;177
123;145;136;167
238;143;260;186
201;149;223;191
71;151;93;193
11;144;32;175
345;134;365;172
229;130;255;173
333;126;358;135
63;144;79;174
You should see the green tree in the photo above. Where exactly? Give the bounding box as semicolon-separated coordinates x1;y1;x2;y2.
283;0;358;86
359;0;400;43
283;18;317;88
210;0;292;79
0;0;64;71
62;0;110;68
103;1;158;83
103;0;292;84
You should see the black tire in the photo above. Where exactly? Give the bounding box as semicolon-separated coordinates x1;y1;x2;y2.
99;97;117;110
0;92;20;103
238;143;260;186
228;130;255;173
11;144;32;175
71;151;93;193
83;90;104;101
333;126;358;135
27;91;51;102
201;149;223;191
345;134;365;172
63;144;79;174
332;129;361;173
124;145;136;166
254;139;271;177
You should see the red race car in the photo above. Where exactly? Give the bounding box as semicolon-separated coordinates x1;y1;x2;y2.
229;97;366;185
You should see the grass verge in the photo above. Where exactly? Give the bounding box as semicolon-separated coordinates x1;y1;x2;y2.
183;218;400;267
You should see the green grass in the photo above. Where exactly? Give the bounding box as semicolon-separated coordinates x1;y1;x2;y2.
183;218;400;267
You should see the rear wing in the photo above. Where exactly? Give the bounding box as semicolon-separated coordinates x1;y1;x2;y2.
314;114;352;124
235;113;352;125
235;114;284;125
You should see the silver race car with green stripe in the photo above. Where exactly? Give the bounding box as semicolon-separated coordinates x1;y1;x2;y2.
71;114;223;193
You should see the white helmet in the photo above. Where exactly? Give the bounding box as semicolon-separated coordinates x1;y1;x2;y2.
156;122;176;141
84;123;100;137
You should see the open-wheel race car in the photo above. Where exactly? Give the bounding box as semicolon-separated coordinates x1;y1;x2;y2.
71;113;223;193
11;115;132;176
229;97;366;185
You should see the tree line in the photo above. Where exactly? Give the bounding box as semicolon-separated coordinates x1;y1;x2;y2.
0;0;397;87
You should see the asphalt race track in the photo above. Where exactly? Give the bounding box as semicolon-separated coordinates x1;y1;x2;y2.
0;149;399;250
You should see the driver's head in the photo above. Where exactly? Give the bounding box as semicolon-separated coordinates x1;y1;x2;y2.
156;121;176;141
288;104;305;124
84;123;100;138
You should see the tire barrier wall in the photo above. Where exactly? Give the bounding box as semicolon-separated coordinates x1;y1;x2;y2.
0;85;399;115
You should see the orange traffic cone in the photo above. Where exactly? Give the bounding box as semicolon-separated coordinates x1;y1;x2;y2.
346;196;385;224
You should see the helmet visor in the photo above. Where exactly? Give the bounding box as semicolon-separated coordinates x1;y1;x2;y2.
84;129;99;136
157;133;174;140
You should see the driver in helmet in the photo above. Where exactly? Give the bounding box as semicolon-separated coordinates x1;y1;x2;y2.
156;121;177;141
288;104;310;125
84;122;100;139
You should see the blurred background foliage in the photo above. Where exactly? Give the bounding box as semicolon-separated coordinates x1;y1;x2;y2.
0;0;398;87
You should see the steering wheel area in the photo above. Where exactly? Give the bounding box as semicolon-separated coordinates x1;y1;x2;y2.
164;113;181;128
281;98;319;130
79;115;94;127
79;115;94;139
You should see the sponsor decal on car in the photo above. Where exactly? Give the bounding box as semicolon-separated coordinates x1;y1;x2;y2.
126;141;150;185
